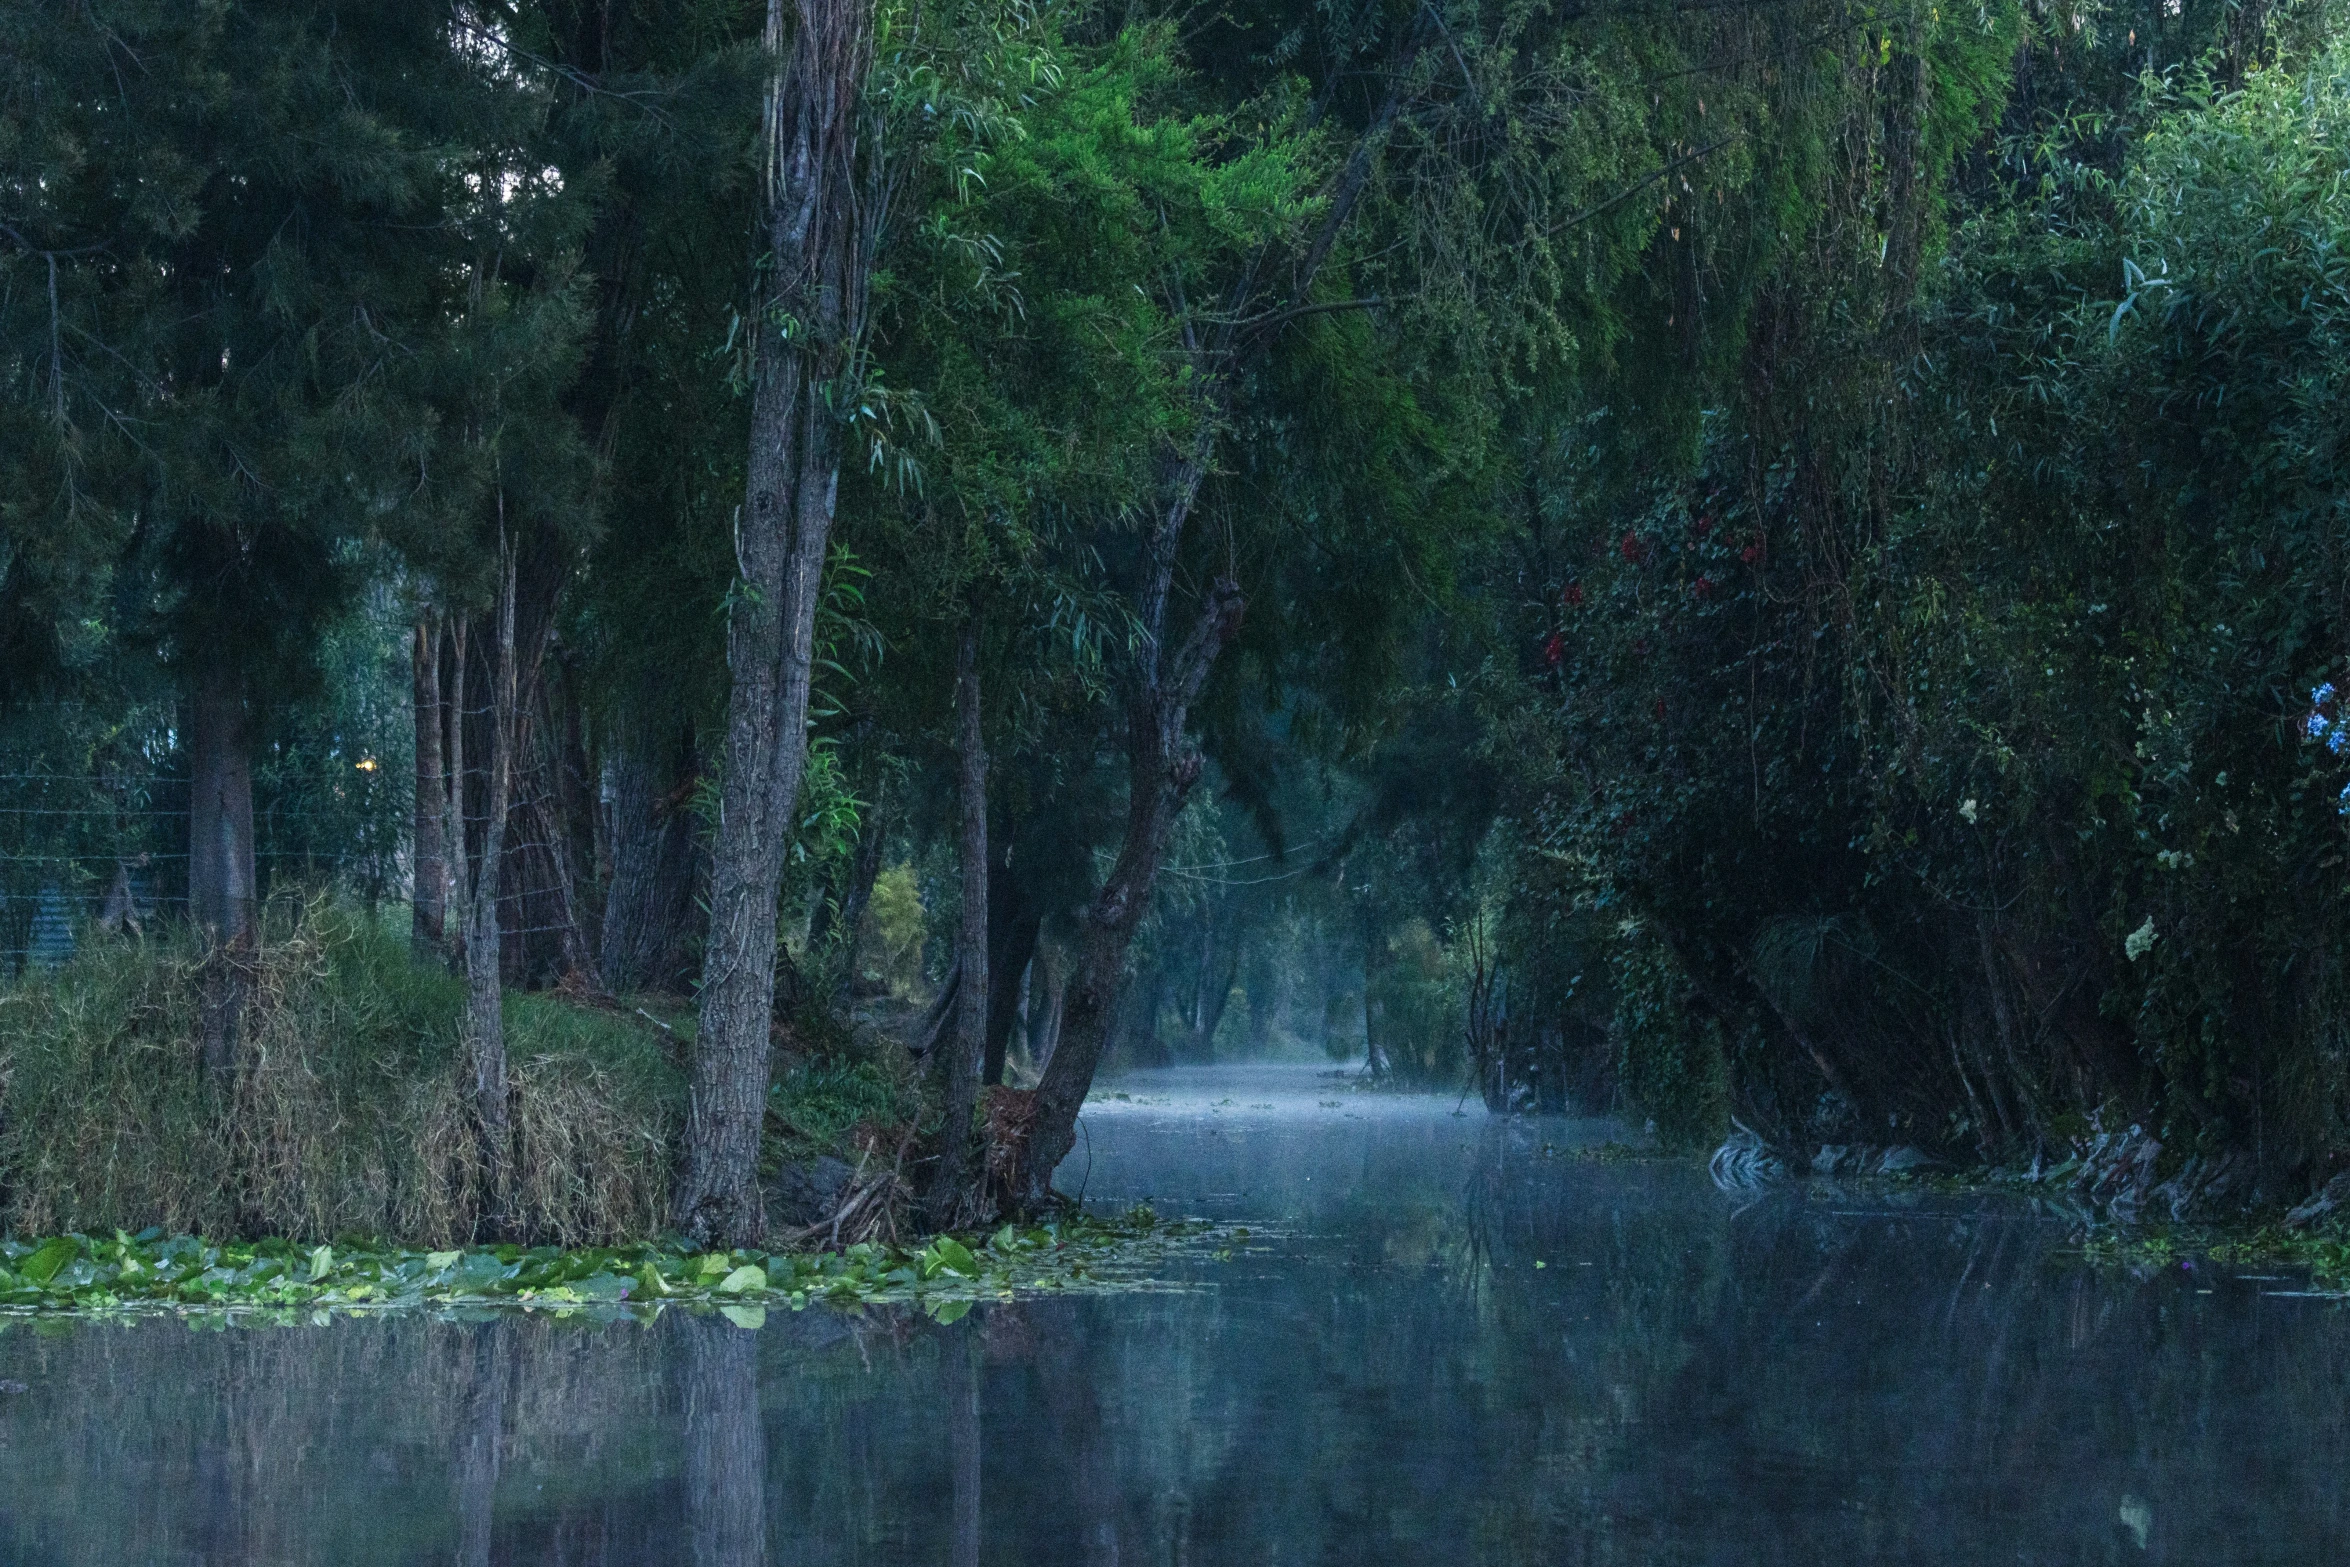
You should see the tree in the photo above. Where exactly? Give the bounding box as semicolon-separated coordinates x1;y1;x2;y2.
1;1;580;1077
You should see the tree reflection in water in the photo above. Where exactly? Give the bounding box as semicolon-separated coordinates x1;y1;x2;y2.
4;1066;2350;1563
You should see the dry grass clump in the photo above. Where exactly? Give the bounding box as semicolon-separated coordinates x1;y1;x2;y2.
0;897;681;1245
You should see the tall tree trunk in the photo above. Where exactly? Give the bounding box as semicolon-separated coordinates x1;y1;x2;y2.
811;776;885;995
189;664;257;1085
929;618;988;1227
1012;24;1420;1200
600;722;706;994
461;550;523;1236
1189;925;1242;1062
412;619;449;962
1362;928;1392;1078
1022;567;1244;1203
679;0;877;1247
680;1315;768;1567
984;900;1042;1085
1030;950;1067;1071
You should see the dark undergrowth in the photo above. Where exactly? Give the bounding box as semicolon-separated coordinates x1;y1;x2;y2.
0;898;680;1246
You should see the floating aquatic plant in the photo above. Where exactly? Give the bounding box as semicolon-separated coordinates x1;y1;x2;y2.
0;1206;1229;1324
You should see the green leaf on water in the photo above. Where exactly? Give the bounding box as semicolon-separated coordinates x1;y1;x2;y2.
308;1245;334;1280
716;1265;767;1295
928;1297;973;1325
568;1272;634;1302
424;1251;462;1272
719;1305;766;1329
926;1238;980;1278
20;1238;76;1286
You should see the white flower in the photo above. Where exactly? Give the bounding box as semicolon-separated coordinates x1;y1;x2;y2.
1959;798;1979;824
2124;917;2158;962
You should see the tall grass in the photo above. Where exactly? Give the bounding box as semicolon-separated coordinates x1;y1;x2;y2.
0;899;681;1245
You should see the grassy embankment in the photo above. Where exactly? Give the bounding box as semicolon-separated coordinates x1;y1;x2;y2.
0;900;1188;1311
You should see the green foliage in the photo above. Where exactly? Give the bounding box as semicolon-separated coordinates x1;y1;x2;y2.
859;864;930;998
1483;12;2350;1190
1365;919;1466;1086
0;1205;1226;1318
769;1053;919;1158
1607;930;1731;1152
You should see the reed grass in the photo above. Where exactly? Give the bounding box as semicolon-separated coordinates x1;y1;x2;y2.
0;898;681;1246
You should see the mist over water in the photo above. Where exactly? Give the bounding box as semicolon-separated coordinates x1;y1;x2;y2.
3;1061;2346;1564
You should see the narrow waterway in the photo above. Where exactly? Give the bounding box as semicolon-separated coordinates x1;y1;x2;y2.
4;1061;2346;1564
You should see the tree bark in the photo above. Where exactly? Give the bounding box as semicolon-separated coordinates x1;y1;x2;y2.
1362;928;1392;1078
1022;570;1246;1203
460;549;523;1236
189;664;257;1085
678;0;877;1247
929;618;988;1227
411;619;449;962
600;722;706;994
984;902;1042;1085
811;777;885;995
1029;949;1067;1072
1185;906;1242;1061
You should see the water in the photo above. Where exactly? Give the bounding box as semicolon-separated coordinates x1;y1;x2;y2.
4;1061;2347;1564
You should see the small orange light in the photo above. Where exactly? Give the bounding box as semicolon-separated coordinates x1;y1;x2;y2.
355;757;379;773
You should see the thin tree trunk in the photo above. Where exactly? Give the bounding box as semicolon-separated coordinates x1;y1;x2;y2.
443;618;470;968
189;665;257;1085
412;619;449;962
462;549;522;1236
679;0;877;1247
930;617;988;1227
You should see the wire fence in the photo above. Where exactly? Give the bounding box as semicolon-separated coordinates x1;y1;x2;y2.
0;765;588;980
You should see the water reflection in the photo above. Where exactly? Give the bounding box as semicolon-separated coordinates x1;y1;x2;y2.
1;1063;2346;1564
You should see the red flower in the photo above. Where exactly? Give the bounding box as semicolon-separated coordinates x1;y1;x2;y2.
1740;544;1760;565
1620;532;1647;563
1693;575;1714;599
1563;581;1585;608
1542;630;1564;667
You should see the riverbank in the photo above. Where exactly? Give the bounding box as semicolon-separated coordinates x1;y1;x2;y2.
0;900;920;1248
1768;1151;2350;1293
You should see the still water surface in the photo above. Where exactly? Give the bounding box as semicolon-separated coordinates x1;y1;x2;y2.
3;1062;2346;1564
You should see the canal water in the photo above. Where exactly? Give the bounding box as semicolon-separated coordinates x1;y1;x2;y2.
3;1061;2345;1563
